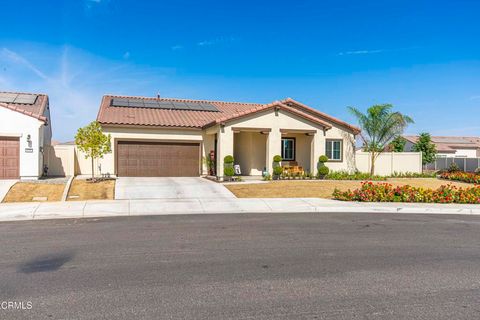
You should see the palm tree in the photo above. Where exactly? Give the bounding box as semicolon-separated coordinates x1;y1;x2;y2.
349;104;413;175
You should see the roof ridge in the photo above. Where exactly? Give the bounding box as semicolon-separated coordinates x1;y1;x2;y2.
103;94;265;106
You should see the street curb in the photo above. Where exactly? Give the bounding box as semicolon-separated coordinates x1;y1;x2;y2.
1;198;480;222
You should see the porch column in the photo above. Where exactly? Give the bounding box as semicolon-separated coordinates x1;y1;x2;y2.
216;126;234;179
311;130;325;175
266;129;282;174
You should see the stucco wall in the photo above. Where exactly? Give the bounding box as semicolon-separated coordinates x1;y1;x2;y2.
76;126;204;176
44;144;75;176
233;131;267;175
356;151;423;175
0;107;45;179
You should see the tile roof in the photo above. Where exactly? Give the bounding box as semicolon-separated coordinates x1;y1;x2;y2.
97;95;360;133
0;91;49;122
403;135;480;153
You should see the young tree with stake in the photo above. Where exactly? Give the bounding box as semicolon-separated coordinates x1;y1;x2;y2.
75;121;112;182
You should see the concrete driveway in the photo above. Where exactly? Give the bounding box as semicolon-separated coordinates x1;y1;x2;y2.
0;180;17;202
115;177;235;200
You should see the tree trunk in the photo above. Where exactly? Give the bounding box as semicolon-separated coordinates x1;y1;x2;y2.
370;152;376;176
91;156;94;181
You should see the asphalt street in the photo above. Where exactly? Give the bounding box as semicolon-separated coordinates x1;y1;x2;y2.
1;212;480;319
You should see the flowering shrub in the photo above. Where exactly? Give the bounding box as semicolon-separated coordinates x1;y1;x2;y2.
332;182;480;204
440;171;480;184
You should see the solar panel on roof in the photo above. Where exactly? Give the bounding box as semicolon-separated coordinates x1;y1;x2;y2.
13;94;37;104
128;99;145;107
110;97;219;112
0;93;38;104
0;93;17;103
111;98;129;107
170;102;189;110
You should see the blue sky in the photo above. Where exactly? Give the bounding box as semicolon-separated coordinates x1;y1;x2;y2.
1;0;479;141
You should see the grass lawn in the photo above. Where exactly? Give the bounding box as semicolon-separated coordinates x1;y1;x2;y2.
67;179;115;201
2;183;64;203
226;178;472;199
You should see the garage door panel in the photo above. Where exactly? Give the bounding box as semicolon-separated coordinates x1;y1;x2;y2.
117;141;200;177
0;137;20;179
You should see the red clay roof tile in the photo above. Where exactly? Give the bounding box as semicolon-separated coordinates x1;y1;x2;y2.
0;91;48;122
96;94;358;133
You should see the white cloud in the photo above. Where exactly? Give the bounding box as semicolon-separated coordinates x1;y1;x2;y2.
171;45;183;51
469;95;480;100
338;49;384;56
0;43;174;141
197;36;236;47
123;51;130;59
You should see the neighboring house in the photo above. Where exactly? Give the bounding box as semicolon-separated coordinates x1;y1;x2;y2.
403;135;480;158
0;92;52;180
95;95;360;178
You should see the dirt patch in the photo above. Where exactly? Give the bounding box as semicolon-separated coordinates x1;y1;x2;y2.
67;179;115;201
3;183;64;203
226;178;471;199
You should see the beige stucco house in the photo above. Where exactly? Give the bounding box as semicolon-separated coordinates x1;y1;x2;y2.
94;95;360;178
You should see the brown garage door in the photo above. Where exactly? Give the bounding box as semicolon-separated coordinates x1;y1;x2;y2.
0;137;20;179
117;141;200;177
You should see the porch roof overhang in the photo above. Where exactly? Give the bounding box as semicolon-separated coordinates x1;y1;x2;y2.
202;102;333;131
231;127;272;134
280;129;317;135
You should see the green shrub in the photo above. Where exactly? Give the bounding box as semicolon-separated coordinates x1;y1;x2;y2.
325;170;386;181
224;166;235;177
448;162;460;173
318;155;329;163
390;171;437;178
263;173;272;181
273;166;283;176
318;166;330;176
273;155;282;163
224;155;234;164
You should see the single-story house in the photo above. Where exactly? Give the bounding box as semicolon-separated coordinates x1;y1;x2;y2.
95;95;360;178
403;135;480;158
0;92;52;180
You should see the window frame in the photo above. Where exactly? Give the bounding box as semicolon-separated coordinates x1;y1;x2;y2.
326;139;343;162
281;137;296;161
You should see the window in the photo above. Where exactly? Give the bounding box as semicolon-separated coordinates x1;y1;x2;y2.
281;138;295;161
326;139;342;161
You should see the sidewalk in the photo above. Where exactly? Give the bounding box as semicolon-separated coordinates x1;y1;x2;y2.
1;198;480;222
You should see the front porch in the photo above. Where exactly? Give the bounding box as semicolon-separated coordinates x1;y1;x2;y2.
209;126;322;179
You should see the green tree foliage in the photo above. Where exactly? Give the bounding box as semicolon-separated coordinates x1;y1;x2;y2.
413;132;437;165
390;135;406;152
75;121;112;181
349;104;413;175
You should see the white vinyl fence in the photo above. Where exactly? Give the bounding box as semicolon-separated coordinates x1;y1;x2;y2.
355;152;423;176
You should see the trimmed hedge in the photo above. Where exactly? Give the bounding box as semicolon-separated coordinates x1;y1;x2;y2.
224;155;234;164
